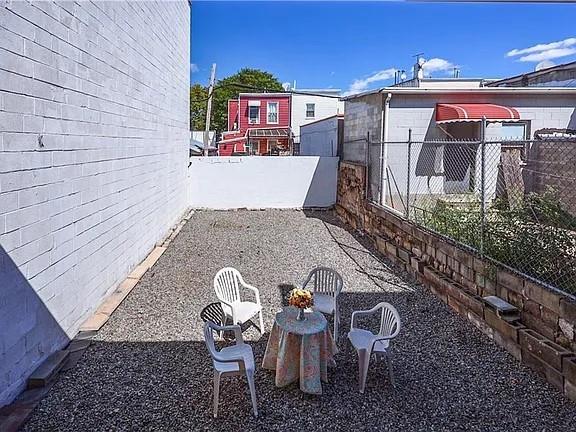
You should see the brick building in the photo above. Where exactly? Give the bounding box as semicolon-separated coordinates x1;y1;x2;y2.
0;1;190;406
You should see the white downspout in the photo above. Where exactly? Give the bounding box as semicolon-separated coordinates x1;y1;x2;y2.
380;92;392;206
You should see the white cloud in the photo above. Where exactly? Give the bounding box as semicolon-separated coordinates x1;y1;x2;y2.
343;68;396;96
518;48;576;62
421;58;456;76
507;38;576;57
191;63;199;73
343;57;457;96
507;38;576;63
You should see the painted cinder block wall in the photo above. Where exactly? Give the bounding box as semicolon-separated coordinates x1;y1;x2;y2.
0;1;190;406
343;92;576;209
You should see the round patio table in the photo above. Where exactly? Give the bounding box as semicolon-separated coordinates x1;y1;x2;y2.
262;307;338;395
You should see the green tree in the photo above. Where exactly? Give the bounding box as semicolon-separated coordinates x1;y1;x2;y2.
190;83;207;131
211;68;283;132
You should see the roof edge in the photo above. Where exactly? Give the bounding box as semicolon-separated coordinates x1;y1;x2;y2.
300;114;344;128
341;86;576;100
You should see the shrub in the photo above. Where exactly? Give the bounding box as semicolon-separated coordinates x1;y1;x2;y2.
417;193;576;294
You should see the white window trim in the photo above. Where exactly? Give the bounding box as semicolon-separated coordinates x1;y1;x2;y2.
267;101;279;124
305;103;315;119
248;105;260;124
501;121;528;140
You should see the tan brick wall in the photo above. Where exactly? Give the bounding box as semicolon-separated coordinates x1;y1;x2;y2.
336;160;576;401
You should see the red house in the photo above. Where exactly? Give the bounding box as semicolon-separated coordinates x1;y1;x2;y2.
218;93;293;156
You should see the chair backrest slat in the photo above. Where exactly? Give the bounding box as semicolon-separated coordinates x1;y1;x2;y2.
214;267;241;304
204;321;219;361
379;303;400;337
306;267;343;298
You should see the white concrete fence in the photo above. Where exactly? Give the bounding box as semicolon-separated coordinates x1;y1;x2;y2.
189;157;339;209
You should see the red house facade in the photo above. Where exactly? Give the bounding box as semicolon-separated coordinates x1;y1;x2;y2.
219;93;293;156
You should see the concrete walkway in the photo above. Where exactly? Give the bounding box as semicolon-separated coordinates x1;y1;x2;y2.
23;210;576;431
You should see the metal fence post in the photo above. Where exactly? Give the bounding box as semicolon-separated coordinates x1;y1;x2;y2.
365;131;370;199
480;117;486;256
406;129;412;219
378;135;384;205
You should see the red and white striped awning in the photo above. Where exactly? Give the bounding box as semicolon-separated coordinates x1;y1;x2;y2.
436;103;520;124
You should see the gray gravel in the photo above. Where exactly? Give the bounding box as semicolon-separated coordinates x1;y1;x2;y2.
23;210;576;431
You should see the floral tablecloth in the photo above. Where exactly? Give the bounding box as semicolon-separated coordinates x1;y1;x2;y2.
262;307;337;394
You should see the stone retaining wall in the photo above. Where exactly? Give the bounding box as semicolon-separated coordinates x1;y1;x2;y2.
336;161;576;402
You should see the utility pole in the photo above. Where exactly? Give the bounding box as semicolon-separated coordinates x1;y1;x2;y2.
204;63;216;157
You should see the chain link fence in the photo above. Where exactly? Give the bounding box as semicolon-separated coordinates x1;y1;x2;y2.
343;128;576;295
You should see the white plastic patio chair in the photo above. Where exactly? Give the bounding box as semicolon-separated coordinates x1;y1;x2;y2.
214;267;264;333
203;321;258;418
348;302;401;393
302;267;344;342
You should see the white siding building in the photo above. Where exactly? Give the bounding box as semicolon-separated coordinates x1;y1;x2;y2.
290;89;344;146
299;115;343;157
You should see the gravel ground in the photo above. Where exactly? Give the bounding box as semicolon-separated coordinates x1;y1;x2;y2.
23;210;576;431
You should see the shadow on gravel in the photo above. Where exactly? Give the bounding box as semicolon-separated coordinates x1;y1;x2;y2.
22;310;576;432
303;209;416;293
21;210;576;431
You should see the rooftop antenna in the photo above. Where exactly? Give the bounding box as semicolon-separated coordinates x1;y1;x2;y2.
413;53;425;80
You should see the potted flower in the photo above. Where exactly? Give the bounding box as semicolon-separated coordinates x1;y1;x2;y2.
288;288;314;321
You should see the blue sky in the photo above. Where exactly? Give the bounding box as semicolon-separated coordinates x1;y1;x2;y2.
191;1;576;94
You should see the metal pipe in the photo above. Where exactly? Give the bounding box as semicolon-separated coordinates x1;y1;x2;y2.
365;131;370;199
380;92;392;206
406;129;412;219
378;104;385;203
480;116;487;256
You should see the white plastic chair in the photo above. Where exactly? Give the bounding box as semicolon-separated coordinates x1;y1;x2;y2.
214;268;264;333
302;267;344;342
348;302;401;393
204;321;258;418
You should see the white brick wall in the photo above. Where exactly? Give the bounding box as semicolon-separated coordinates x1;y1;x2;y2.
0;0;190;406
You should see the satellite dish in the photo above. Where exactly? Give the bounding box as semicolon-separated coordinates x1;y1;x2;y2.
400;72;407;80
282;82;291;91
535;60;555;71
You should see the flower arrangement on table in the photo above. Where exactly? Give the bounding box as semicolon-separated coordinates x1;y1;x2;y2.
289;288;314;320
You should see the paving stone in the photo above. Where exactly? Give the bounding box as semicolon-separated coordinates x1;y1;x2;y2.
27;351;69;389
483;296;518;314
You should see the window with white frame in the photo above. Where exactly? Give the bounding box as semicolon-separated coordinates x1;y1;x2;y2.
267;102;278;123
248;105;260;124
501;122;527;140
306;103;315;118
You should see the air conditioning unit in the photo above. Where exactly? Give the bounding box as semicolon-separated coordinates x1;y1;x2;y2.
249;119;258;124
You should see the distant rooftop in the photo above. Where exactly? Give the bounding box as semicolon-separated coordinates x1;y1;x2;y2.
487;60;576;88
294;88;341;95
393;78;497;89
